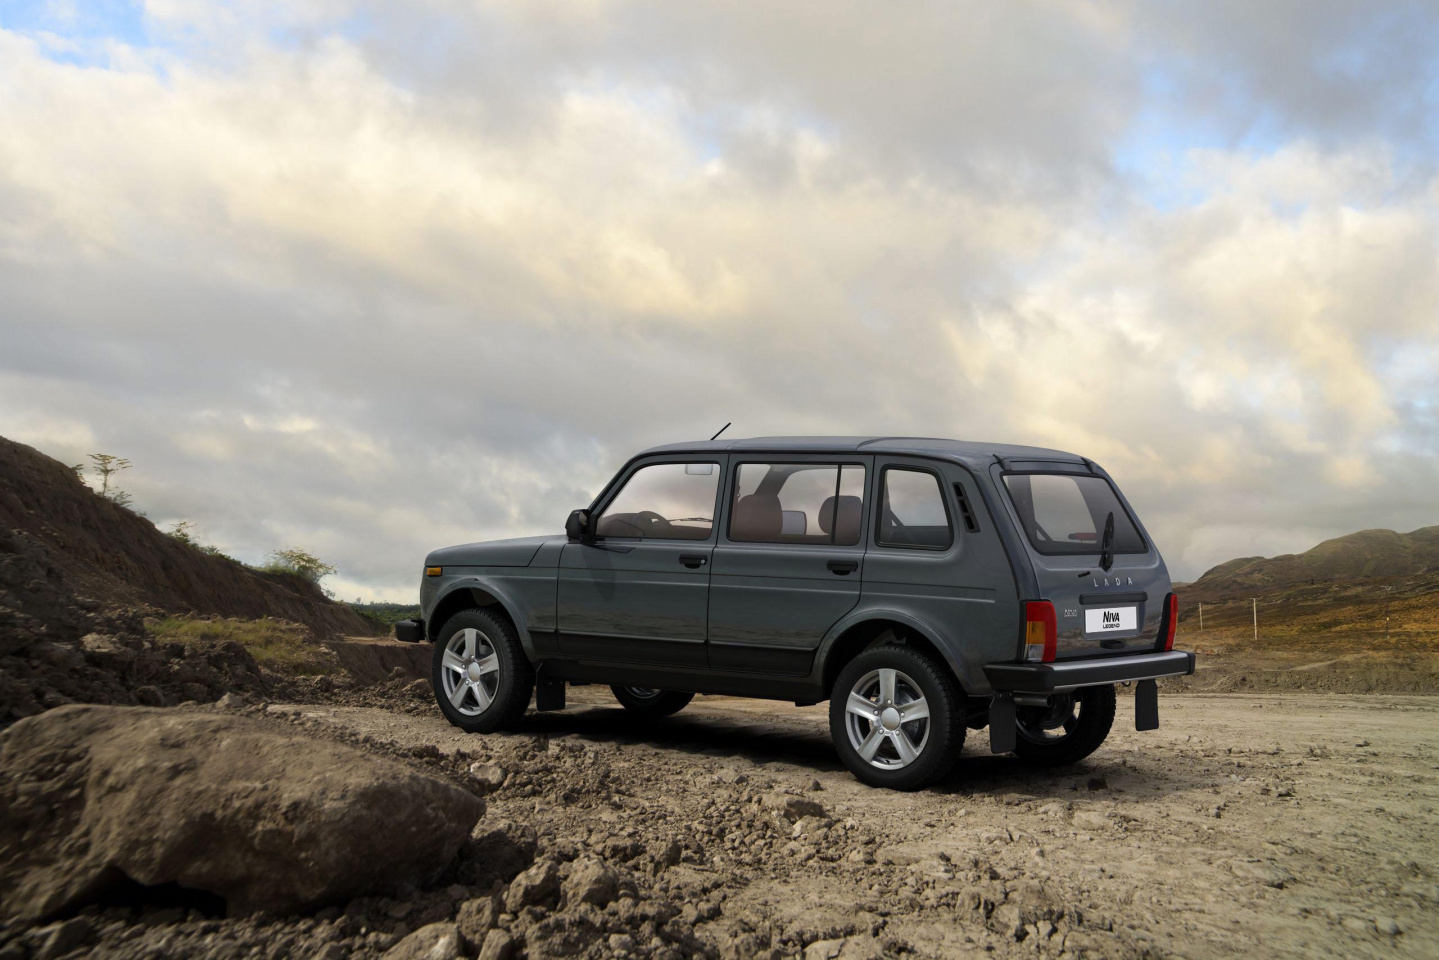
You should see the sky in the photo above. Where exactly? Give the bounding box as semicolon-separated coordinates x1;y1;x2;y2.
1;0;1437;601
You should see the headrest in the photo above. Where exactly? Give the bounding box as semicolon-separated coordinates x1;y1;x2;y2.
731;493;782;541
820;495;863;544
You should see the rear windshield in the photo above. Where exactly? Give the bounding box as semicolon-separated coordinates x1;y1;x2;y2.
1002;473;1146;556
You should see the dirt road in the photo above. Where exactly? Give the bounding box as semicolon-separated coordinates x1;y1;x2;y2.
297;690;1438;959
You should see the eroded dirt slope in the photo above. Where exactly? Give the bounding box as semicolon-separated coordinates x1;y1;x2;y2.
0;435;372;638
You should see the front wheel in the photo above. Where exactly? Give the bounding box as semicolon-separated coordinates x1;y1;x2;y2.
432;608;534;732
828;645;964;790
610;685;694;717
1011;684;1115;766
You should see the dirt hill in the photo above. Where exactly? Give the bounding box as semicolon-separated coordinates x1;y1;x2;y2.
0;435;372;638
1184;526;1439;601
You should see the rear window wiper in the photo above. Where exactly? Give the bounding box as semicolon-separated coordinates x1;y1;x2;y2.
1099;511;1115;571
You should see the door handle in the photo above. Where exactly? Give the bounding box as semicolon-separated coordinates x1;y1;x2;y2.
679;555;708;569
827;560;858;575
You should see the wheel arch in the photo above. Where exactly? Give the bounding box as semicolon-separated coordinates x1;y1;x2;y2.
817;611;974;696
427;579;534;659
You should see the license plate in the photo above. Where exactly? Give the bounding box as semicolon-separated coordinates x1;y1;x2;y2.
1085;605;1137;635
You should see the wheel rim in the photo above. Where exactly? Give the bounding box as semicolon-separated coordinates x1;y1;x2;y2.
441;627;501;717
1016;693;1080;744
843;667;931;770
622;686;661;700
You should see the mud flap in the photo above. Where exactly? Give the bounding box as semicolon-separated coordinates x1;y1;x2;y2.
989;693;1017;754
535;676;566;712
1134;678;1159;731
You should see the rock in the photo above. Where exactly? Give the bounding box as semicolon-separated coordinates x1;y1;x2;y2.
0;705;486;921
1007;880;1062;924
608;932;636;952
562;858;620;908
1073;810;1111;830
992;903;1024;940
382;922;462;960
763;792;828;822
1376;917;1402;936
469;762;508;792
215;692;246;711
1037;801;1069;817
35;917;91;960
457;896;499;950
1340;917;1374;936
477;928;515;960
804;938;846;960
1229;859;1294;888
505;859;561;912
468;821;538;887
134;685;165;706
714;766;748;784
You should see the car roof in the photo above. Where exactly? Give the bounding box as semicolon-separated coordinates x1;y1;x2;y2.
637;436;1087;471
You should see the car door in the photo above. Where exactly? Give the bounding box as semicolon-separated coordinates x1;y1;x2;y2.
706;455;872;675
557;456;726;668
861;457;1017;670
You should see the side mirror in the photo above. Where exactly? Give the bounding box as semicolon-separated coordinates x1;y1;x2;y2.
565;508;592;542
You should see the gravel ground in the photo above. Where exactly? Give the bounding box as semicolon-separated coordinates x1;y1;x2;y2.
312;689;1438;959
10;689;1434;960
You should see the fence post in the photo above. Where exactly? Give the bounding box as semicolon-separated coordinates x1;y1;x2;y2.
1252;598;1258;642
1199;602;1203;631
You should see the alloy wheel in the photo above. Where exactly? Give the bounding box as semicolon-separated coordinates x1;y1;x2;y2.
440;627;501;717
842;667;932;769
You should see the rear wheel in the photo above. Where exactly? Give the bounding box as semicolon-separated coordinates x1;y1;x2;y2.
609;685;694;717
1012;684;1115;766
828;645;964;790
432;608;534;732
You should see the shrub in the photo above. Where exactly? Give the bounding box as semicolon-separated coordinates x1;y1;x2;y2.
263;548;337;584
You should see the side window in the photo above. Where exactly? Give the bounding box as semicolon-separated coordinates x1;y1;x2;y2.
595;462;719;541
877;468;952;549
729;463;865;545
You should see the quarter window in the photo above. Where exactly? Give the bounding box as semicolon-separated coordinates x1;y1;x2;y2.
728;463;865;545
877;468;952;548
595;462;719;541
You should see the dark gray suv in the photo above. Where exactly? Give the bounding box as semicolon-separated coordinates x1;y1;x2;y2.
398;436;1195;789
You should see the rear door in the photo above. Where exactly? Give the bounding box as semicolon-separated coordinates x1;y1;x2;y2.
706;456;871;675
990;461;1169;658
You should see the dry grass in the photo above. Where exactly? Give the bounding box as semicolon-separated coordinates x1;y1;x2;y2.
147;616;337;676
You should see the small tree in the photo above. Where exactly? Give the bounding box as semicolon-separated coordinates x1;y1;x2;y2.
263;548;337;584
168;520;199;546
88;454;133;507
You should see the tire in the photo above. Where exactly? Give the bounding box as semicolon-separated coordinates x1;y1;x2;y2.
828;644;964;791
432;608;534;733
1012;684;1116;767
610;685;694;717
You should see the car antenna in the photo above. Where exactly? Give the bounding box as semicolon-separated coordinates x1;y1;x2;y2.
709;422;731;441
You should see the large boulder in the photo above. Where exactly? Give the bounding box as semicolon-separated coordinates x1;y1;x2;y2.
0;704;485;921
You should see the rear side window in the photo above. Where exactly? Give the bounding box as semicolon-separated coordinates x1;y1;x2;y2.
1002;473;1145;555
877;468;952;549
595;462;720;540
729;463;865;545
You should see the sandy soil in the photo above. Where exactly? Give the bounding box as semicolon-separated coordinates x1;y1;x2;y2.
291;688;1438;959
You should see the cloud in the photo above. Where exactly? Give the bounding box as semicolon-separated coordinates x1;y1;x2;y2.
0;0;1436;598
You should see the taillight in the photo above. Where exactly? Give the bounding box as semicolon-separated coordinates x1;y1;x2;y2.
1024;601;1057;663
1161;593;1178;651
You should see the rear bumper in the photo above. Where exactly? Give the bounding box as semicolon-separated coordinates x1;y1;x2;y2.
394;619;427;643
984;650;1195;693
